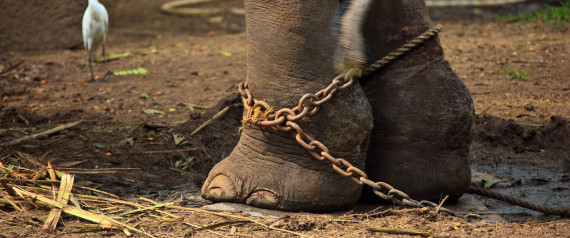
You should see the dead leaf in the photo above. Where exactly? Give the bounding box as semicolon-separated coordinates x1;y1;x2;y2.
142;108;164;115
172;133;185;145
209;16;223;23
180;103;209;112
118;137;134;146
93;143;109;149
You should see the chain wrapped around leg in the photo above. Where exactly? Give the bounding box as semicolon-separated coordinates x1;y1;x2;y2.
238;25;462;217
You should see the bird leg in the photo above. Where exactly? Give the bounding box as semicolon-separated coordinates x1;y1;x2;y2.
87;54;96;82
101;44;113;79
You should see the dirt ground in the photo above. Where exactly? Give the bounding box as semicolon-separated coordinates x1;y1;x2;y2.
1;0;569;237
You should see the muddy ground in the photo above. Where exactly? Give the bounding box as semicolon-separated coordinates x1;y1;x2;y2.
0;0;569;237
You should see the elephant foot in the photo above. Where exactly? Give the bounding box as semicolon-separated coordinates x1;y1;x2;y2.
201;0;373;212
362;58;474;202
360;32;473;202
202;126;365;212
348;0;474;203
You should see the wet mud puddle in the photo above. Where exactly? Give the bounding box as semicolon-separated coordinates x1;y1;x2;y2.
471;160;569;221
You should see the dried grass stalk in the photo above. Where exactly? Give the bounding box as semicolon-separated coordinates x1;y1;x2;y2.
1;121;81;146
43;173;75;231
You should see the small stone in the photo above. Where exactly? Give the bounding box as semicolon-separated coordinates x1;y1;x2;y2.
549;224;556;229
524;103;534;111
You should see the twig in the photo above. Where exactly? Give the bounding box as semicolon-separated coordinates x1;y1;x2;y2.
0;197;42;207
0;60;23;75
59;168;140;171
480;105;492;114
183;222;231;237
46;162;57;181
139;217;183;228
74;194;151;208
75;194;179;218
0;192;25;212
517;122;543;127
199;137;212;159
142;148;198;154
15;151;44;167
191;106;230;136
57;170;117;175
0;179;17;196
17;114;29;125
167;205;311;237
117;202;175;217
349;208;397;218
138;197;158;205
365;225;431;237
189;220;248;234
1;121;82;146
2;176;121;199
436;195;449;214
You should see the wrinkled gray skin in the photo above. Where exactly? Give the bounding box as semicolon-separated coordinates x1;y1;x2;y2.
201;0;474;212
356;0;474;202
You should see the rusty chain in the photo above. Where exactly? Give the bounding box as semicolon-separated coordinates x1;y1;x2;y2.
239;25;459;216
240;24;444;128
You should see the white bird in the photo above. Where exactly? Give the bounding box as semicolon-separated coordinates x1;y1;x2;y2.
82;0;111;82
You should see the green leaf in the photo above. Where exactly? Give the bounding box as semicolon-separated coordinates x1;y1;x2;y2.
139;93;149;99
3;165;14;177
185;156;194;164
124;179;136;183
113;68;148;76
142;108;164;115
140;48;158;55
484;178;509;189
93;143;109;149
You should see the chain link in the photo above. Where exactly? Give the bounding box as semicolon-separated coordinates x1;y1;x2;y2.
239;25;458;216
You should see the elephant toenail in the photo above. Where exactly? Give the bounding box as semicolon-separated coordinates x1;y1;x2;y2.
202;175;238;201
246;189;279;208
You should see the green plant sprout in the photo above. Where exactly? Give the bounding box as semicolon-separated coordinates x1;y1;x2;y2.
502;60;530;80
495;1;570;25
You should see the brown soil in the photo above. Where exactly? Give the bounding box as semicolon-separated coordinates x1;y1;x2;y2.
0;1;568;237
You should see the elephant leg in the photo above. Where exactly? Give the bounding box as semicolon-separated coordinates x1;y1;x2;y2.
201;0;373;212
348;0;474;202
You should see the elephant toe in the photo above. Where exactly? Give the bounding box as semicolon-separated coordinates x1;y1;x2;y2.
246;189;279;209
202;174;239;202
